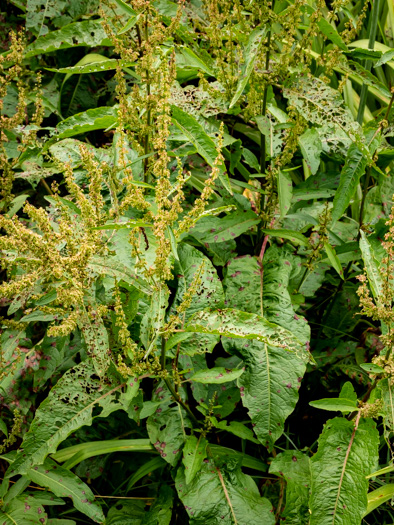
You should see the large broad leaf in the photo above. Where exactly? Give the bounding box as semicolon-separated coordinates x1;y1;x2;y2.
284;75;366;155
222;250;309;448
88;256;153;295
147;387;192;467
188;211;260;243
175;459;274;524
0;495;48;524
229;27;267;108
56;107;118;139
6;361;129;477
269;450;311;525
184;308;303;354
229;339;306;449
167;243;223;356
331;143;368;223
223;250;309;344
309;417;379;525
171;106;232;193
25;21;112;58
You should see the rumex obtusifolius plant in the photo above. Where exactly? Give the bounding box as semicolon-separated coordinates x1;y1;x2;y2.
0;0;394;523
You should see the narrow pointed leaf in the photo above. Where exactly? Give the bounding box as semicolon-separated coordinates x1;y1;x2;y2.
359;231;383;301
188;367;244;384
331;143;368;223
229;27;267;108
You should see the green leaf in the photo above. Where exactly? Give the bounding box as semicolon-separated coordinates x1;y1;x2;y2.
211;419;259;444
47;57;135;75
175;459;274;524
298;127;322;175
141;484;174;525
189;211;260;243
147;403;191;466
184;308;303;354
278;169;293;219
0;418;8;437
188;367;244;384
375;48;394;67
25;21;112;58
140;285;169;356
56;106;118;139
309;398;358;412
167;243;223;357
222;251;309;448
88;256;153;295
309;417;379;525
20;311;56;322
0;495;48;524
317;17;348;51
269;450;311;525
331;143;368;223
51;439;154;466
178;47;214;76
78;314;110;377
6;361;125;477
171;106;232;194
127;456;166;491
112;0;136;16
359;363;384;374
182;435;208;484
24;458;104;523
261;228;309;245
359;231;383;301
229;27;267;108
366;484;394;515
324;242;344;279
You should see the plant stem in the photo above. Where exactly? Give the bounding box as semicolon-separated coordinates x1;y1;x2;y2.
160;337;200;426
356;0;381;124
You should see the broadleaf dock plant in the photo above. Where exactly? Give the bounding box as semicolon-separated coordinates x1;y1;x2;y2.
1;0;394;523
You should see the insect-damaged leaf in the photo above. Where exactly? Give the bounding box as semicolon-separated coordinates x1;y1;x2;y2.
167;243;223;356
189;211;260;244
24;458;104;523
184;308;302;353
0;495;48;524
78;314;110;377
175;459;274;524
229;26;267;108
6;361;127;477
188;367;244;384
222;250;309;449
269;450;311;525
182;435;208;484
25;21;112;58
309;417;379;525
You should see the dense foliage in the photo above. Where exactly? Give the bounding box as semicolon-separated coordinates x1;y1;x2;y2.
1;0;394;522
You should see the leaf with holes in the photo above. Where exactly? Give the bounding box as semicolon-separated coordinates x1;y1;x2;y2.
182;435;208;484
6;361;125;477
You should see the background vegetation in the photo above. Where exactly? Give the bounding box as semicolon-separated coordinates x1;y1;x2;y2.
1;0;394;522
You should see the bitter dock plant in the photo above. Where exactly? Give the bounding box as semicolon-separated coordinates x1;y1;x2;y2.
1;0;394;523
